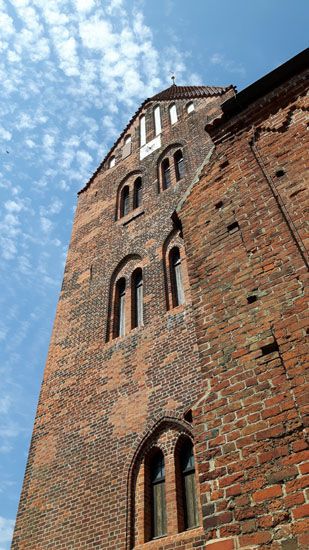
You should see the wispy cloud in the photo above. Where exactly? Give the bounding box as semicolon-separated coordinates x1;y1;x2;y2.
210;52;245;75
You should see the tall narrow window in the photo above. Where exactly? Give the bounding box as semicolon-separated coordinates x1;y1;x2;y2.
140;115;146;146
150;451;167;539
180;440;199;529
114;278;126;338
133;177;142;209
170;247;185;307
109;155;116;168
154;105;161;136
120;186;130;217
174;150;184;181
132;268;143;328
169;103;178;125
162;158;171;190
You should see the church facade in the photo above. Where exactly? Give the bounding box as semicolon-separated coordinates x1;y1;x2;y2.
12;49;308;549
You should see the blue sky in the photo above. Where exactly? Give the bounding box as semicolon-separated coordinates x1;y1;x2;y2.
0;0;308;547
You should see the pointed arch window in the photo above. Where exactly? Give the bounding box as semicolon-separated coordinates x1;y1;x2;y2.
170;247;185;307
131;268;143;329
162;158;171;190
180;439;199;530
174;150;184;181
133;177;142;209
114;277;126;338
150;451;167;539
120;185;130;217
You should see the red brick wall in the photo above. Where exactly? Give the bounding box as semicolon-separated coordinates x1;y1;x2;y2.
178;69;309;549
12;91;233;549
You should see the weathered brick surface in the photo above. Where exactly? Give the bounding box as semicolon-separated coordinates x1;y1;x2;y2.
178;66;309;549
12;58;308;550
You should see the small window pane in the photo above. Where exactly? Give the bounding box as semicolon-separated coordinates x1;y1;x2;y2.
170;248;185;306
109;156;115;168
132;268;143;328
151;452;167;539
174;150;184;181
133;177;142;209
162;159;171;190
121;186;130;217
114;278;126;338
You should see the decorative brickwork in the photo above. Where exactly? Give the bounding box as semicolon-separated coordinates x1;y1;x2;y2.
12;50;308;549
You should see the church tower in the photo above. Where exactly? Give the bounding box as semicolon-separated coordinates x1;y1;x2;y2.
12;49;309;550
12;84;235;549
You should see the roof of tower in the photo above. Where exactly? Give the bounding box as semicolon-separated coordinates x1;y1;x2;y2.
78;83;234;194
151;84;232;101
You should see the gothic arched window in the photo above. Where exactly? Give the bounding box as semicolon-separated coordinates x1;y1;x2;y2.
133;177;142;209
131;268;143;329
174;150;184;181
162;158;171;190
114;277;126;338
179;439;199;530
170;247;185;307
150;450;167;539
120;185;130;217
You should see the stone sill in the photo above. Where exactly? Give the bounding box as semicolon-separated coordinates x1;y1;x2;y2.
117;207;144;226
134;526;204;549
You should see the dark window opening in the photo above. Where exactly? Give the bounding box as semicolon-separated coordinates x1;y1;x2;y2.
162;158;171;190
150;451;167;539
275;169;285;178
114;278;126;338
174;150;184;181
215;201;223;210
261;341;279;356
170;247;185;307
179;439;199;531
133;177;142;209
131;268;143;329
120;186;130;217
227;221;239;233
247;295;258;304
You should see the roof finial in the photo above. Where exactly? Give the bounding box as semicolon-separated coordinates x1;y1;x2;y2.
171;74;176;86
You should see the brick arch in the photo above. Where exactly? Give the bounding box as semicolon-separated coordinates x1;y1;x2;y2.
162;228;190;310
156;142;184;192
115;169;144;220
125;414;192;549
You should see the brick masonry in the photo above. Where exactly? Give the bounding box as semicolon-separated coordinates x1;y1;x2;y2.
12;53;308;549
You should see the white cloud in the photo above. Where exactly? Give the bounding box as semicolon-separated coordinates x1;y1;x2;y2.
40;216;53;233
74;0;95;14
4;200;23;213
210;52;245;75
0;126;12;141
0;517;15;545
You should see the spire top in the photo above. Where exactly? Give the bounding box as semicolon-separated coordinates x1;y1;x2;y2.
171;74;176;86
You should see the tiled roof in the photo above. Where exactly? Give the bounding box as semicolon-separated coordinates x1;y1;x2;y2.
78;84;234;194
151;84;231;101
